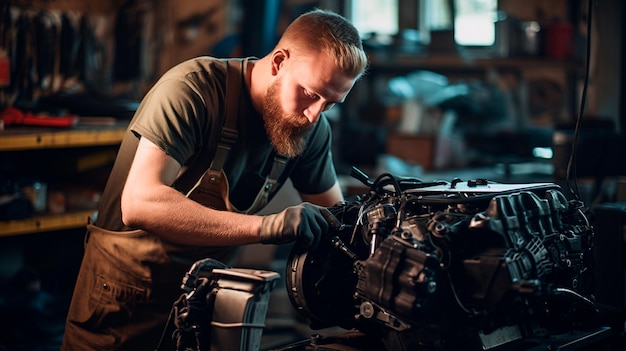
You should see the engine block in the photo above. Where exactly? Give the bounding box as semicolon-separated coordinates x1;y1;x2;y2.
285;169;597;350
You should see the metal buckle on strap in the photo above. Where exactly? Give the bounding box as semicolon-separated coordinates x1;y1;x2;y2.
206;169;224;184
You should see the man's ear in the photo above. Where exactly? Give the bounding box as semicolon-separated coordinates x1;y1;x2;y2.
270;49;289;75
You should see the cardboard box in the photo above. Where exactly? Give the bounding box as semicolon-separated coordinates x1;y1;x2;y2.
386;133;436;170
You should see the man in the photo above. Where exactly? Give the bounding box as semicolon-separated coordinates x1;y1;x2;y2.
61;8;368;351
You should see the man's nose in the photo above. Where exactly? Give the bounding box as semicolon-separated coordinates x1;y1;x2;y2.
304;101;324;123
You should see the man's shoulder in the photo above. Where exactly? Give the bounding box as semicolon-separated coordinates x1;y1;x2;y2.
161;56;229;81
157;57;255;93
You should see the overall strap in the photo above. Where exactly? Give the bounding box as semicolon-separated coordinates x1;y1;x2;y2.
185;59;243;200
205;59;243;183
241;153;289;215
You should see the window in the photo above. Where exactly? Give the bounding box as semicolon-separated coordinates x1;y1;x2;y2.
423;0;453;31
348;0;398;39
346;0;498;47
453;0;498;46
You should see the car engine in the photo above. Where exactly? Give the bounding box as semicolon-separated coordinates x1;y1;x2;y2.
284;167;598;350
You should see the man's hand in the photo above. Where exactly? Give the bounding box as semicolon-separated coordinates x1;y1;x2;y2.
259;202;338;248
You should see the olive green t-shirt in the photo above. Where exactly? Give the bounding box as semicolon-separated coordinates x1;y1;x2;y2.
96;57;338;231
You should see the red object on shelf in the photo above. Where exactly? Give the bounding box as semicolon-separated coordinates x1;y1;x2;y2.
545;21;574;59
0;107;79;127
0;51;9;87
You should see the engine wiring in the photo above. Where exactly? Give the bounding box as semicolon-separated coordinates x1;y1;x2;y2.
565;0;594;201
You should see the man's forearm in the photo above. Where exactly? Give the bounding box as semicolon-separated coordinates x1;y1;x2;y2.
122;185;263;246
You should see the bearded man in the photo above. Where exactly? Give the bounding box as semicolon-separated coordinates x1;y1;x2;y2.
61;8;368;351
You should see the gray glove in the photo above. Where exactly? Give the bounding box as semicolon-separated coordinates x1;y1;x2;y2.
259;202;338;248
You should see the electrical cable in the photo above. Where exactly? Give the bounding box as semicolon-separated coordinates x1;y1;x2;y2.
565;0;594;201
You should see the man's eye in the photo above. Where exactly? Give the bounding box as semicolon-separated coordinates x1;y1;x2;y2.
304;89;318;99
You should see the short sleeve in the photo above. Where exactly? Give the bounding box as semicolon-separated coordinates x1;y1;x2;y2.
130;78;211;166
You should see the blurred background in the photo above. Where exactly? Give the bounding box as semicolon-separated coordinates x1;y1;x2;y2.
0;0;624;350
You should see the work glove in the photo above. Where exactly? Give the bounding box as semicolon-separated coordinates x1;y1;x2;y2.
259;202;339;248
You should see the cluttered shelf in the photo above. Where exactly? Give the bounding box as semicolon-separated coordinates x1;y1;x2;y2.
0;117;128;237
0;118;129;151
0;209;96;237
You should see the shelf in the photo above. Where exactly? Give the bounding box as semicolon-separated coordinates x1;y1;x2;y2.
0;209;97;237
367;53;582;72
0;121;128;151
0;119;127;237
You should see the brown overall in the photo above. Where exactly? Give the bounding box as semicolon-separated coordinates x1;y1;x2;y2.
61;59;287;351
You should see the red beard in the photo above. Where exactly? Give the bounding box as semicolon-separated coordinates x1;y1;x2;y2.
262;78;313;157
